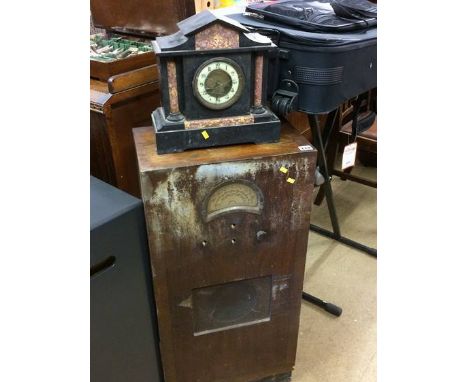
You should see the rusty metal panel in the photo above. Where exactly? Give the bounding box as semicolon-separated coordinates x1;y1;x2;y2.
134;124;316;382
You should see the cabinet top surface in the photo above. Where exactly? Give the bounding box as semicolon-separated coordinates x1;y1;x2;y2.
134;122;316;172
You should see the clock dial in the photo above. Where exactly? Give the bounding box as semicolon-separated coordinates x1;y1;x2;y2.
193;58;244;110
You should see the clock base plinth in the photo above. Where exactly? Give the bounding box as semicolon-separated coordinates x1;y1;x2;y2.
152;107;281;155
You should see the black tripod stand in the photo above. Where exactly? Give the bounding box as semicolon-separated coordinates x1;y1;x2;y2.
300;110;345;317
300;109;377;317
272;86;376;317
307;109;377;257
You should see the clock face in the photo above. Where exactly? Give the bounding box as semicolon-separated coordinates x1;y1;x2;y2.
193;58;245;110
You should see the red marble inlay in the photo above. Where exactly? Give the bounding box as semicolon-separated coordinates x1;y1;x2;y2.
254;54;264;107
167;60;179;113
184;115;254;129
195;23;239;50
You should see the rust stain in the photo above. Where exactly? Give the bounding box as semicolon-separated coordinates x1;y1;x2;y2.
195;162;263;184
167;60;179;113
195;23;239;50
254;54;264;107
184;115;254;129
143;170;203;248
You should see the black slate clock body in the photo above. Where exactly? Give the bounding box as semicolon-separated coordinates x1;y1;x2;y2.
151;10;281;154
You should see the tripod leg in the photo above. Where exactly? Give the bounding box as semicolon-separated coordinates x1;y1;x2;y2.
302;292;342;317
313;185;326;206
309;112;341;236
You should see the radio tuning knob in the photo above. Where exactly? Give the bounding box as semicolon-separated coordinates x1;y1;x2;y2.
256;230;267;241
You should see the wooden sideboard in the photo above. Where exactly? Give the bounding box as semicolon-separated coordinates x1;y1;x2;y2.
90;65;160;197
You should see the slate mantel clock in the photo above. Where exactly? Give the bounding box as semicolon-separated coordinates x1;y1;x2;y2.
151;10;281;154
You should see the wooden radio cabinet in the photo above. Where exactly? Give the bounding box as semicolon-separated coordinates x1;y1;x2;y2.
134;123;317;382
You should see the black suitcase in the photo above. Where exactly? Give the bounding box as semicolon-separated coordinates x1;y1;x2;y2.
228;0;376;114
247;0;376;32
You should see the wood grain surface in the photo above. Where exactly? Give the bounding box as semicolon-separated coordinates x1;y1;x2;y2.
135;123;317;382
90;79;160;197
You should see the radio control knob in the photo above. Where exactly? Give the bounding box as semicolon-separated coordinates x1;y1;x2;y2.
256;230;267;241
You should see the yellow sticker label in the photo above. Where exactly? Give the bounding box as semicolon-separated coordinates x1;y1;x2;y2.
287;177;295;184
280;166;288;174
201;130;209;140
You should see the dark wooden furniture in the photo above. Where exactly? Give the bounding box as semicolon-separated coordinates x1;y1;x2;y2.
90;72;160;197
91;0;195;37
335;113;377;181
90;0;195;197
134;123;316;382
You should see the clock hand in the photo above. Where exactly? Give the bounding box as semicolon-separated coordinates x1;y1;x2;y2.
206;82;222;89
206;81;231;91
218;80;232;88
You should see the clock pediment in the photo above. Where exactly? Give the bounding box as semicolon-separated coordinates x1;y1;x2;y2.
155;10;275;53
177;10;248;37
195;22;240;50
